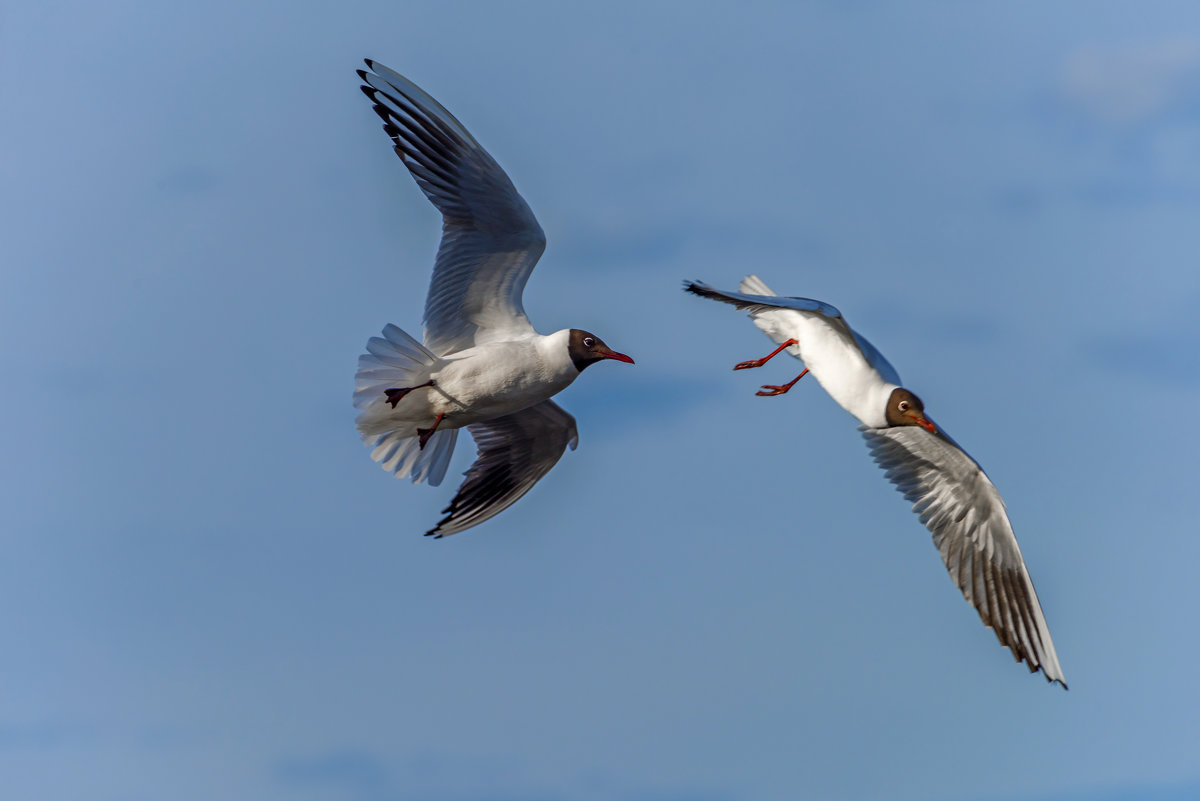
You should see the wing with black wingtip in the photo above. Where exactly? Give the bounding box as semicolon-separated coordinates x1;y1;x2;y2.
359;60;546;355
862;423;1067;687
427;400;579;537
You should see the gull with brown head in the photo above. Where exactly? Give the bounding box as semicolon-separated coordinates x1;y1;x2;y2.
685;275;1066;688
353;60;633;538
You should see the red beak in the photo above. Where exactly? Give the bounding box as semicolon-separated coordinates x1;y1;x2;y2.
601;349;635;364
915;416;937;434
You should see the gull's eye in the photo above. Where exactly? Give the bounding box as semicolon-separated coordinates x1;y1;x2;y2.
898;401;909;411
583;337;595;347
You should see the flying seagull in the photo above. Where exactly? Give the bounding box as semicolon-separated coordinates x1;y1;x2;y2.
354;60;633;537
685;275;1066;687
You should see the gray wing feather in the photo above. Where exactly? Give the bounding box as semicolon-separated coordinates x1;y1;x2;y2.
683;280;844;319
427;400;579;538
360;61;546;355
861;424;1067;687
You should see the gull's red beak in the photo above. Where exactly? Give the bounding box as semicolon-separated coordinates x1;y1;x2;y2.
601;349;635;364
903;407;937;434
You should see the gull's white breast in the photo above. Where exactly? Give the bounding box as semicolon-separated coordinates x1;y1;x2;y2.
758;308;897;428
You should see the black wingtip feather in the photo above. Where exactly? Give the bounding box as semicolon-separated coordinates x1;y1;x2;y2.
372;103;393;123
683;281;722;301
682;280;759;311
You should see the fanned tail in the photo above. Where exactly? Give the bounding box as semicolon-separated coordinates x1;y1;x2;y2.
354;324;458;486
366;424;458;487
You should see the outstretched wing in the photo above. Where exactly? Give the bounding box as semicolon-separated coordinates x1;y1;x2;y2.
360;60;546;355
427;400;579;537
861;423;1067;687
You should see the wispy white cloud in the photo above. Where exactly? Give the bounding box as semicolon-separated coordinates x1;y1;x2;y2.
1059;37;1200;124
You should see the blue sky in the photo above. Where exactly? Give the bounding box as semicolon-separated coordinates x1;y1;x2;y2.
4;1;1200;799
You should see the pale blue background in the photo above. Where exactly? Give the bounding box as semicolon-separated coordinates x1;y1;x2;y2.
3;2;1199;800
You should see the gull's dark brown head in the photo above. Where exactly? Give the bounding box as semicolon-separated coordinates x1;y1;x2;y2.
885;387;937;433
568;329;634;372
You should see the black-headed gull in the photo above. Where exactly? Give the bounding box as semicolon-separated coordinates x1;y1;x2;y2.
354;60;633;538
685;275;1066;688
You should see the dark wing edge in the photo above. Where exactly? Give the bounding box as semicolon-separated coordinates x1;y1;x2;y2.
426;400;579;538
861;425;1068;688
358;60;546;352
358;60;544;239
682;280;843;319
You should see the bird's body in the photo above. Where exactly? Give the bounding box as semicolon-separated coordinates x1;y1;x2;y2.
685;275;1067;688
356;331;580;439
699;275;902;426
758;306;898;427
354;61;632;537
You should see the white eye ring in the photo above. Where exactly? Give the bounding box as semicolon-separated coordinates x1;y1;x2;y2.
583;337;595;347
898;401;909;411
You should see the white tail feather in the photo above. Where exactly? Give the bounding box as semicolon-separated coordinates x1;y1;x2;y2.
366;426;458;487
354;324;438;410
739;274;776;296
354;324;458;486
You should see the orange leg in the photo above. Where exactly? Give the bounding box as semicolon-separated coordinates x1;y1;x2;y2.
417;413;445;450
384;380;435;408
733;339;798;371
756;368;809;397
